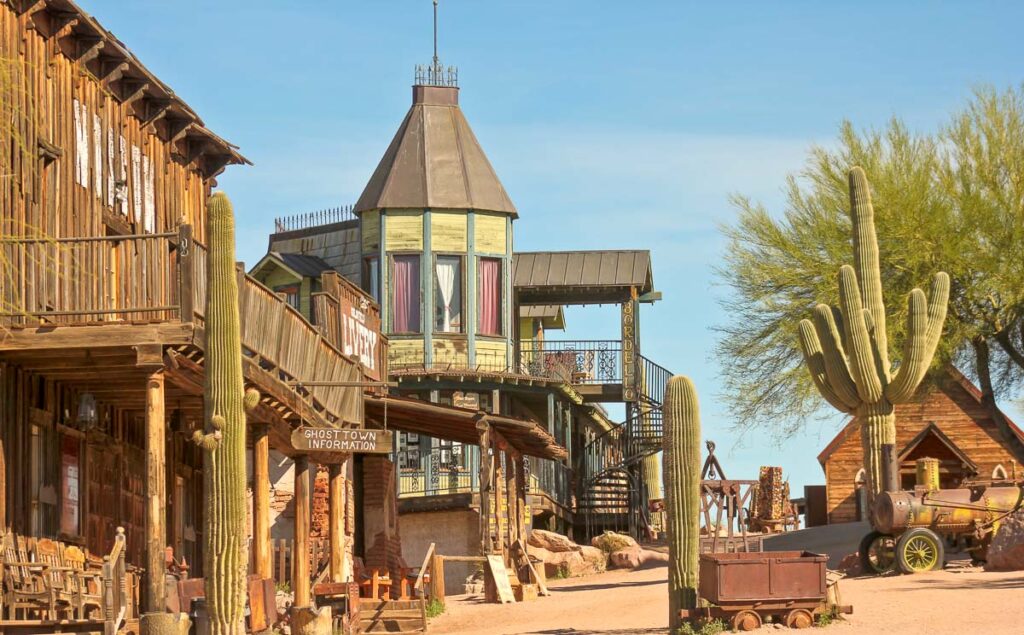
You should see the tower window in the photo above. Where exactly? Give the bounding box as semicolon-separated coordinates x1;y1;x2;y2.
363;256;380;302
391;254;421;333
478;257;502;336
435;255;463;333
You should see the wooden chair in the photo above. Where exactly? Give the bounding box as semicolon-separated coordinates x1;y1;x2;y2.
63;545;104;619
34;539;77;620
2;533;54;619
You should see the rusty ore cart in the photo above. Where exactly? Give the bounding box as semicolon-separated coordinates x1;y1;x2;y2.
679;551;852;631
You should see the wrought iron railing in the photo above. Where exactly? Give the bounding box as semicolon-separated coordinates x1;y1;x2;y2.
519;340;622;384
273;205;355;233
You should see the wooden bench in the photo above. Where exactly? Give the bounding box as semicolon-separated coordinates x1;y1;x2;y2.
0;527;129;634
353;558;391;600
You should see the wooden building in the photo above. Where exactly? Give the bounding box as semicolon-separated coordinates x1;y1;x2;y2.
817;366;1024;524
0;1;379;630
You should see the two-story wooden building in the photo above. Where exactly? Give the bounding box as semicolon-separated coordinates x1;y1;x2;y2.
0;1;377;630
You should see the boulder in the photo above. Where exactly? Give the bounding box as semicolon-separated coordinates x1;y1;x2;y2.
591;531;638;554
987;511;1024;571
579;546;608;573
526;543;553;563
608;545;669;569
528;529;580;553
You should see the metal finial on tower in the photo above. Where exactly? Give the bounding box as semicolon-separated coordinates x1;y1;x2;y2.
414;0;457;87
433;0;439;68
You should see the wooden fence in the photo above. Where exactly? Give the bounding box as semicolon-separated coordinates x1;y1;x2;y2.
269;537;331;588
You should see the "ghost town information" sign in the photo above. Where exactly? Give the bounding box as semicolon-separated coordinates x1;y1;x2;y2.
290;426;393;455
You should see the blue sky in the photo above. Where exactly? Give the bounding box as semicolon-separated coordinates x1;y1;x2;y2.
86;1;1024;493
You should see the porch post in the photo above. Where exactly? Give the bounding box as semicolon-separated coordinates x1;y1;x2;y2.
293;455;311;607
144;369;166;614
329;461;346;582
477;421;492;555
253;423;272;580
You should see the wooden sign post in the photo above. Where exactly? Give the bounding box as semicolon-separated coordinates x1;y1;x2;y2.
290;426;393;455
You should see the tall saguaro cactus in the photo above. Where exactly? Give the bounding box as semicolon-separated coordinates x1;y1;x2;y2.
798;167;949;498
194;192;260;635
663;376;701;631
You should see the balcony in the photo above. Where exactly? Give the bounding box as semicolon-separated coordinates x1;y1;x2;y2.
0;226;376;427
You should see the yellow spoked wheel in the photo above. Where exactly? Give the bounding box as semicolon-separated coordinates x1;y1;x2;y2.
859;530;896;574
896;528;945;574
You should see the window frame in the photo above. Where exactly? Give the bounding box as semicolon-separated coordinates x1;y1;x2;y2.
363;255;380;302
389;252;423;335
273;283;301;311
433;252;466;335
477;256;504;337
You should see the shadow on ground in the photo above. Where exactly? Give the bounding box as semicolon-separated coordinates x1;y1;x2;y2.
525;629;665;634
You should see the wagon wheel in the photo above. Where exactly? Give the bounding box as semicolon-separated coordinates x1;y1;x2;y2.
731;610;762;632
896;527;944;574
784;608;814;629
858;530;896;574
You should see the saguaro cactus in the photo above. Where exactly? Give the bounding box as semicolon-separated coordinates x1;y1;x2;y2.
193;192;259;635
663;376;701;631
798;167;949;498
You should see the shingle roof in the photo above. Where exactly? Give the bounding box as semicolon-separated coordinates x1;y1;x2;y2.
269;252;332;279
354;85;516;217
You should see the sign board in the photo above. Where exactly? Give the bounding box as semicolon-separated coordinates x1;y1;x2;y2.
621;297;638;402
290;426;393;455
337;281;382;381
486;554;516;604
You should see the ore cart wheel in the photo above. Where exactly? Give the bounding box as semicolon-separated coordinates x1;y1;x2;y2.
859;530;896;574
784;608;814;629
896;527;944;573
731;610;762;632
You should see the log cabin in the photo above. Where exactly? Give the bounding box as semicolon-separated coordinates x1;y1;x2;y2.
817;366;1024;524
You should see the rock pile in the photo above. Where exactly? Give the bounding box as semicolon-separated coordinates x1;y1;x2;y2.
526;529;607;578
986;511;1024;571
591;531;668;569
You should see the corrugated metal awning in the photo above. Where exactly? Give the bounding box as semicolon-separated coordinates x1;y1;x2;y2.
514;250;654;305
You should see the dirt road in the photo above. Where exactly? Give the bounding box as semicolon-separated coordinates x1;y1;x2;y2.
429;563;1024;634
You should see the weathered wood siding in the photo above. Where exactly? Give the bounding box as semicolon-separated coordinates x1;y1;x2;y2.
1;7;211;240
431;211;467;252
823;376;1022;524
432;337;468;367
384;210;423;251
474;212;506;254
475;339;507;371
361;210;380;252
268;222;361;284
388;337;425;369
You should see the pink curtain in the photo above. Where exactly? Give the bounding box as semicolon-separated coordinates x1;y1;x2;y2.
392;255;421;332
478;258;501;335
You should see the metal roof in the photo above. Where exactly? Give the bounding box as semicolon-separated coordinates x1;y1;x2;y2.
251;251;332;280
354;85;517;217
513;250;654;305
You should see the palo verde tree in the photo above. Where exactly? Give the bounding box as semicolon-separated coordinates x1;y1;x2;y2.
717;86;1024;458
797;167;948;496
193;192;261;635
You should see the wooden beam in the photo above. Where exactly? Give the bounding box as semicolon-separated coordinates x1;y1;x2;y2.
96;56;129;85
328;462;345;583
252;423;272;580
293;455;311;607
165;118;194;144
117;79;150;107
144;370;166;614
73;35;104;63
0;322;193;351
135;343;164;368
140;98;173;127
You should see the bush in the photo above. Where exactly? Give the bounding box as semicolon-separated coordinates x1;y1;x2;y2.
675;619;724;635
425;598;445;618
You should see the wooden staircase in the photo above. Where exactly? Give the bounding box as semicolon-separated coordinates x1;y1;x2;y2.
358;599;427;633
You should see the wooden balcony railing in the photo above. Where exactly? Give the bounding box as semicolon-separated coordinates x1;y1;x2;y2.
188;238;364;423
0;231;180;325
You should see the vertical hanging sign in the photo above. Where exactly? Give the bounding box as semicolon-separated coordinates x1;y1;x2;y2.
621;293;638;402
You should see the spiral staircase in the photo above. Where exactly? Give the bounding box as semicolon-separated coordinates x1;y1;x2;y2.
578;356;670;540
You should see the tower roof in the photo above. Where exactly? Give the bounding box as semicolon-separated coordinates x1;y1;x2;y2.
354;85;517;217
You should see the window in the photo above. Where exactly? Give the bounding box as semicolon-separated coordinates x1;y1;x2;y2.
391;254;421;333
274;284;300;310
478;257;502;336
363;256;380;302
434;256;463;333
398;432;420;470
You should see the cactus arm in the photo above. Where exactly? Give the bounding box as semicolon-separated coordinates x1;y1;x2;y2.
811;304;861;409
838;265;884;402
886;272;950;403
798;320;855;413
663;376;701;630
848;166;890;376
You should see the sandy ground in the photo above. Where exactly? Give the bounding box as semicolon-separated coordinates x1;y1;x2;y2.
428;562;1024;635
